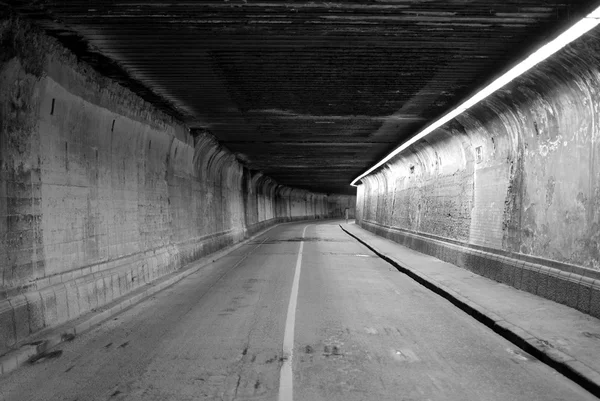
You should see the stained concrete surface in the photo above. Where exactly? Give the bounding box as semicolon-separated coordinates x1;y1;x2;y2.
356;22;600;291
0;17;355;355
0;221;595;400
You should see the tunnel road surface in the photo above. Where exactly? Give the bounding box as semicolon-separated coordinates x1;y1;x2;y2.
0;221;595;401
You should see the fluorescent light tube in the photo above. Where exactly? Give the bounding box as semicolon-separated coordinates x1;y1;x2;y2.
350;6;600;187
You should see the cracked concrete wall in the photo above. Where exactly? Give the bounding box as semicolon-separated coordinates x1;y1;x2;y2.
356;30;600;317
0;17;353;354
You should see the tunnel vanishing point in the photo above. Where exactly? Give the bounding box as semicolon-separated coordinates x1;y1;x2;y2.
1;0;600;365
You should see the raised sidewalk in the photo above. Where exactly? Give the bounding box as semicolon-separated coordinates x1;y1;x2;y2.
341;222;600;398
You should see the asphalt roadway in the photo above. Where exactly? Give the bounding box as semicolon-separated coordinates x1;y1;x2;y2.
0;221;596;401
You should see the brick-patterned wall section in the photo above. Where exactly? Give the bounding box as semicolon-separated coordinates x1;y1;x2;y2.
356;27;600;317
0;18;355;354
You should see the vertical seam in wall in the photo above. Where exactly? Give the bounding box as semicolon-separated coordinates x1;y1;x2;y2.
390;172;397;225
165;135;176;251
8;299;17;347
587;82;595;239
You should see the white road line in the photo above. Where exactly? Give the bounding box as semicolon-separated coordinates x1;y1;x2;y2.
278;224;310;401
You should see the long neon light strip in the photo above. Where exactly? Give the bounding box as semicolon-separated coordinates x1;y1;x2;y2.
350;5;600;187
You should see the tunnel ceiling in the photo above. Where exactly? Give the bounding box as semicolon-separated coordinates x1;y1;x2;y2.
5;1;599;195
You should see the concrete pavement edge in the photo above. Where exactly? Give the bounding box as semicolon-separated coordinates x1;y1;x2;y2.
340;224;600;399
0;221;287;377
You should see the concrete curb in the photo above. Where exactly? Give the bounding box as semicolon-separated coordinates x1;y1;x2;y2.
340;224;600;399
0;222;285;376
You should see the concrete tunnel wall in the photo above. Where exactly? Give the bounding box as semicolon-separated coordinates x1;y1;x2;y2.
0;18;355;354
357;30;600;318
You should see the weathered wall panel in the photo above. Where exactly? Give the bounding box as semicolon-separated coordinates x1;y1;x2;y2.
0;18;354;354
357;30;600;317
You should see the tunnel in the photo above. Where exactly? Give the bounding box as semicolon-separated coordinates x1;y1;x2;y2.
1;1;600;400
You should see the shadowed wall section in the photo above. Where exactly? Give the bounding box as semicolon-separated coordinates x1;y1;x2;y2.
356;31;600;318
0;18;354;354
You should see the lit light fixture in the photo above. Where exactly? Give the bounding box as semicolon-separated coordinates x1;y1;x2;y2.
350;5;600;187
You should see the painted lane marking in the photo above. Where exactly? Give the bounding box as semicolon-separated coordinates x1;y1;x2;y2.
278;224;310;401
